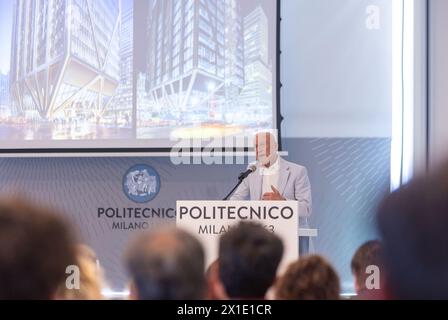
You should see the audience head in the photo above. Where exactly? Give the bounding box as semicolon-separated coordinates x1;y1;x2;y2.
275;255;340;300
205;259;226;300
126;227;205;300
351;240;384;298
377;162;448;299
0;199;77;299
57;244;105;300
218;222;284;299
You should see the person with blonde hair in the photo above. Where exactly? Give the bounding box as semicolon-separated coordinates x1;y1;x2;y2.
275;255;340;300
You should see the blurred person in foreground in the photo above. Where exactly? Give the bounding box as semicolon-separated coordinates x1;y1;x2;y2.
351;240;385;300
205;260;226;300
126;227;205;300
275;255;340;300
0;199;77;299
208;222;284;300
377;161;448;299
56;244;105;300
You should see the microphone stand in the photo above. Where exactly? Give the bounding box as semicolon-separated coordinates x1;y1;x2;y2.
223;165;256;200
223;178;245;201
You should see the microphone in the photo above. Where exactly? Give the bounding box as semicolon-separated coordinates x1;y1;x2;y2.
238;164;257;181
223;164;257;200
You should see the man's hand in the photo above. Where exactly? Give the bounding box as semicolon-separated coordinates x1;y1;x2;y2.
262;186;286;201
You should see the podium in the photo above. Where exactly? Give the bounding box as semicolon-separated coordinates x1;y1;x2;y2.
176;200;317;273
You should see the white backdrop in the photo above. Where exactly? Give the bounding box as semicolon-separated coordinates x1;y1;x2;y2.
428;0;448;168
281;0;392;138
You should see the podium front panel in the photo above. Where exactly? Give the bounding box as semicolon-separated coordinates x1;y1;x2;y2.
176;200;299;273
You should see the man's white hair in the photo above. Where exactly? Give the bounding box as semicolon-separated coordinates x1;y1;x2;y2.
254;130;279;146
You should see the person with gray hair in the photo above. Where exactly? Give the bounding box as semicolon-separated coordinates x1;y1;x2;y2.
230;131;313;254
125;227;205;300
230;131;312;217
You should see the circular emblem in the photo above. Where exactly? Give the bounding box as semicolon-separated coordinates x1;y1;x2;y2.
123;164;161;203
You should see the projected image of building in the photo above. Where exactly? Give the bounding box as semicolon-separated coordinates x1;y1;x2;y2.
0;73;10;117
224;0;245;114
140;0;245;137
9;0;124;139
136;72;154;127
239;5;273;125
108;3;133;128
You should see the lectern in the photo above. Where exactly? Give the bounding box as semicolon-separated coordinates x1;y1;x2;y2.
176;200;317;272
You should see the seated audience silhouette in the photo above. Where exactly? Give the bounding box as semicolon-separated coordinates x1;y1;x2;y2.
351;240;385;299
205;259;226;300
56;244;105;300
126;227;205;300
377;162;448;299
214;222;284;299
275;255;340;300
0;199;77;299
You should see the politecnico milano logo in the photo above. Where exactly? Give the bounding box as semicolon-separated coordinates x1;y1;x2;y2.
122;164;161;203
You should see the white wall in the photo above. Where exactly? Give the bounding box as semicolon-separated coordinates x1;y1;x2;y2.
279;0;395;293
429;0;448;168
281;0;392;138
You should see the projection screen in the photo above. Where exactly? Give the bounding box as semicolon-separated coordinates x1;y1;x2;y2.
0;0;279;152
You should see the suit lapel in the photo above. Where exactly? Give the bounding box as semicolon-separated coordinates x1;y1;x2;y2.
278;158;290;195
253;171;263;200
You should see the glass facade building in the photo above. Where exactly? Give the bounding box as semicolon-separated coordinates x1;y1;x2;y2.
109;3;133;127
145;0;244;122
0;73;10;117
239;5;272;123
9;0;121;122
0;73;9;107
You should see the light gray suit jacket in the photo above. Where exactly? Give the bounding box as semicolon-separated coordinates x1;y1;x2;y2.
230;157;312;217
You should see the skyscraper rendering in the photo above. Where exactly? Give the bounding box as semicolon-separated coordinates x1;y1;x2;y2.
0;73;9;107
136;72;152;122
0;73;10;117
9;0;121;122
1;0;275;143
144;0;244;124
239;5;272;122
224;0;245;112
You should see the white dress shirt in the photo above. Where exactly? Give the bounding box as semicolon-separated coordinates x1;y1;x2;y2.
260;157;280;196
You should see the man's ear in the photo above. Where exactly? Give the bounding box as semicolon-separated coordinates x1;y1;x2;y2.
129;281;139;300
210;266;229;300
354;276;361;295
211;277;229;300
51;288;65;300
266;276;280;300
378;272;394;300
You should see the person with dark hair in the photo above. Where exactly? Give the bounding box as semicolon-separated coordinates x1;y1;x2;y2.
217;222;283;299
126;227;206;300
377;162;448;299
205;260;227;300
350;240;384;299
0;199;77;300
275;255;340;300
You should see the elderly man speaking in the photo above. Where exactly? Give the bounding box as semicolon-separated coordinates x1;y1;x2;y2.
230;131;312;217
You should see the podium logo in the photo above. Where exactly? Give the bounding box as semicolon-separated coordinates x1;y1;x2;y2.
123;164;161;203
